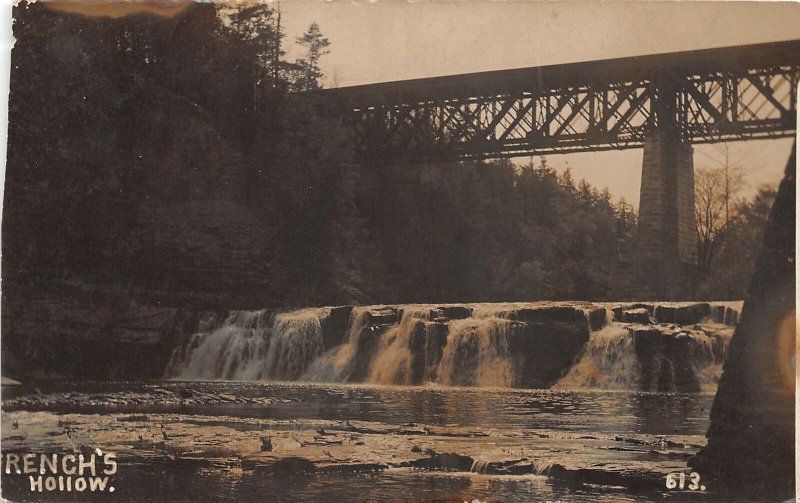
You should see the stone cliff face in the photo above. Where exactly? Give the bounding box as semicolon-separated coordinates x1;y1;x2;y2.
1;299;216;380
690;149;795;499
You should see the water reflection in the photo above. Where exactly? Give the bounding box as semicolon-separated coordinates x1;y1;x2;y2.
10;381;714;437
2;381;720;502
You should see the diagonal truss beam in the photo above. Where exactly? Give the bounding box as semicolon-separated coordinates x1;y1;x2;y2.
323;40;800;162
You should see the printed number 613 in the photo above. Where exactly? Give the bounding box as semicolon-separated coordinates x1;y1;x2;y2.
666;472;705;491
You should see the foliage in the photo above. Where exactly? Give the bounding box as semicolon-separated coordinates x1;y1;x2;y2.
358;158;637;302
5;2;768;310
291;22;330;92
694;152;745;275
696;185;777;299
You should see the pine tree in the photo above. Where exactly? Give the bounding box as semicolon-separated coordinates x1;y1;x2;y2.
292;22;330;92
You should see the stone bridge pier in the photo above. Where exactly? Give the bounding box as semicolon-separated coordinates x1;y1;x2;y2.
635;130;698;299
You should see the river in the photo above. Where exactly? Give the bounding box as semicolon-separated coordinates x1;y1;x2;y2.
2;380;720;502
2;301;735;501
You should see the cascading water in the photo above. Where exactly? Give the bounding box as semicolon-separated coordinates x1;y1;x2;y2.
436;316;514;387
554;323;638;390
264;310;328;380
166;308;329;381
302;308;369;383
554;321;732;392
165;310;273;380
678;328;732;392
366;308;431;385
166;302;735;392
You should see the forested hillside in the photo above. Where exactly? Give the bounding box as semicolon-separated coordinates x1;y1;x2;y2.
3;2;766;310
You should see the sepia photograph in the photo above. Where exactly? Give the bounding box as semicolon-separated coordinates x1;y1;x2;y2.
0;1;797;501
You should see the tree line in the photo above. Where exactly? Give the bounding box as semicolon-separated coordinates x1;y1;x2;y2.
3;2;771;310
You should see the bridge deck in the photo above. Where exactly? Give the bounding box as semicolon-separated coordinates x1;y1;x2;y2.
321;40;799;161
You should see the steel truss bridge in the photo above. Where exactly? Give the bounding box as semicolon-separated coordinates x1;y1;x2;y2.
321;40;800;162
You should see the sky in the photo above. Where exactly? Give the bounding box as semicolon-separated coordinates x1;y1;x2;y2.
278;0;800;207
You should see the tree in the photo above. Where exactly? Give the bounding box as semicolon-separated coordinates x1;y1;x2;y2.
292;22;330;92
694;146;745;276
694;167;727;275
698;185;777;299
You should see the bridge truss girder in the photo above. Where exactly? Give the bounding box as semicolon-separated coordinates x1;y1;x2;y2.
331;42;799;162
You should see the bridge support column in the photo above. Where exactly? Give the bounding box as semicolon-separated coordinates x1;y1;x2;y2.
635;130;697;299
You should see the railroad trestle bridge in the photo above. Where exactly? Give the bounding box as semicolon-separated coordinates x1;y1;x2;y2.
320;40;800;298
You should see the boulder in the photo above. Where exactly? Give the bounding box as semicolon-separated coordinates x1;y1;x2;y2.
653;305;677;324
327;305;354;329
676;303;710;325
631;326;700;392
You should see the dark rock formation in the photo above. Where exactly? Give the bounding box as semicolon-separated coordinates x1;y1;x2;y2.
654;303;710;325
321;305;353;350
586;306;608;331
632;326;701;392
509;305;586;324
423;322;449;381
506;312;590;388
436;306;472;320
0;299;213;380
407;321;427;384
366;307;398;326
271;457;316;474
622;308;651;324
409;452;474;472
723;307;739;326
626;322;731;393
690;148;795;500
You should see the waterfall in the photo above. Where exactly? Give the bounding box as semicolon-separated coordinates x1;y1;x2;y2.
301;308;369;383
553;324;637;390
554;323;732;391
684;328;732;392
166;301;735;391
436;316;514;387
166;308;328;381
263;309;328;380
366;308;430;385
